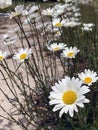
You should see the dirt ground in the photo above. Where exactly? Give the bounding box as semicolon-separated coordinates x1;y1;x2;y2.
0;16;26;130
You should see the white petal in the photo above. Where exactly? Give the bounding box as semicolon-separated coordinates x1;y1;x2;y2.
69;106;74;117
80;86;90;95
76;102;84;108
52;86;62;94
53;104;65;112
64;105;70;114
83;98;90;103
50;92;62;99
76;96;85;103
74;105;78;112
59;107;66;118
49;99;62;105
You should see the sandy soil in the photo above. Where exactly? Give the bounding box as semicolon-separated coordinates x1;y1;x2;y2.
0;16;28;130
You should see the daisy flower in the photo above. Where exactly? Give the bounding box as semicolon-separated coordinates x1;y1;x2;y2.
78;69;98;86
52;18;65;28
0;51;9;61
42;7;54;16
13;48;32;62
47;43;67;52
49;76;90;117
9;4;24;18
61;46;80;58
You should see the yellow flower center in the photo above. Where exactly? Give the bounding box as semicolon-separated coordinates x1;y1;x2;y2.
54;22;62;27
84;77;92;84
20;53;27;59
0;55;4;60
67;52;74;57
62;90;77;105
53;47;60;51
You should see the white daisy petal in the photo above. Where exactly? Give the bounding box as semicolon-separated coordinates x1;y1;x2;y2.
49;76;90;117
64;105;70;114
74;105;78;112
80;86;90;94
76;102;84;108
83;98;90;103
53;104;65;112
69;106;74;117
59;107;66;118
49;99;62;105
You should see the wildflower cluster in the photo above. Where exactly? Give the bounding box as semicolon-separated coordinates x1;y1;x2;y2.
0;0;97;130
0;0;12;9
